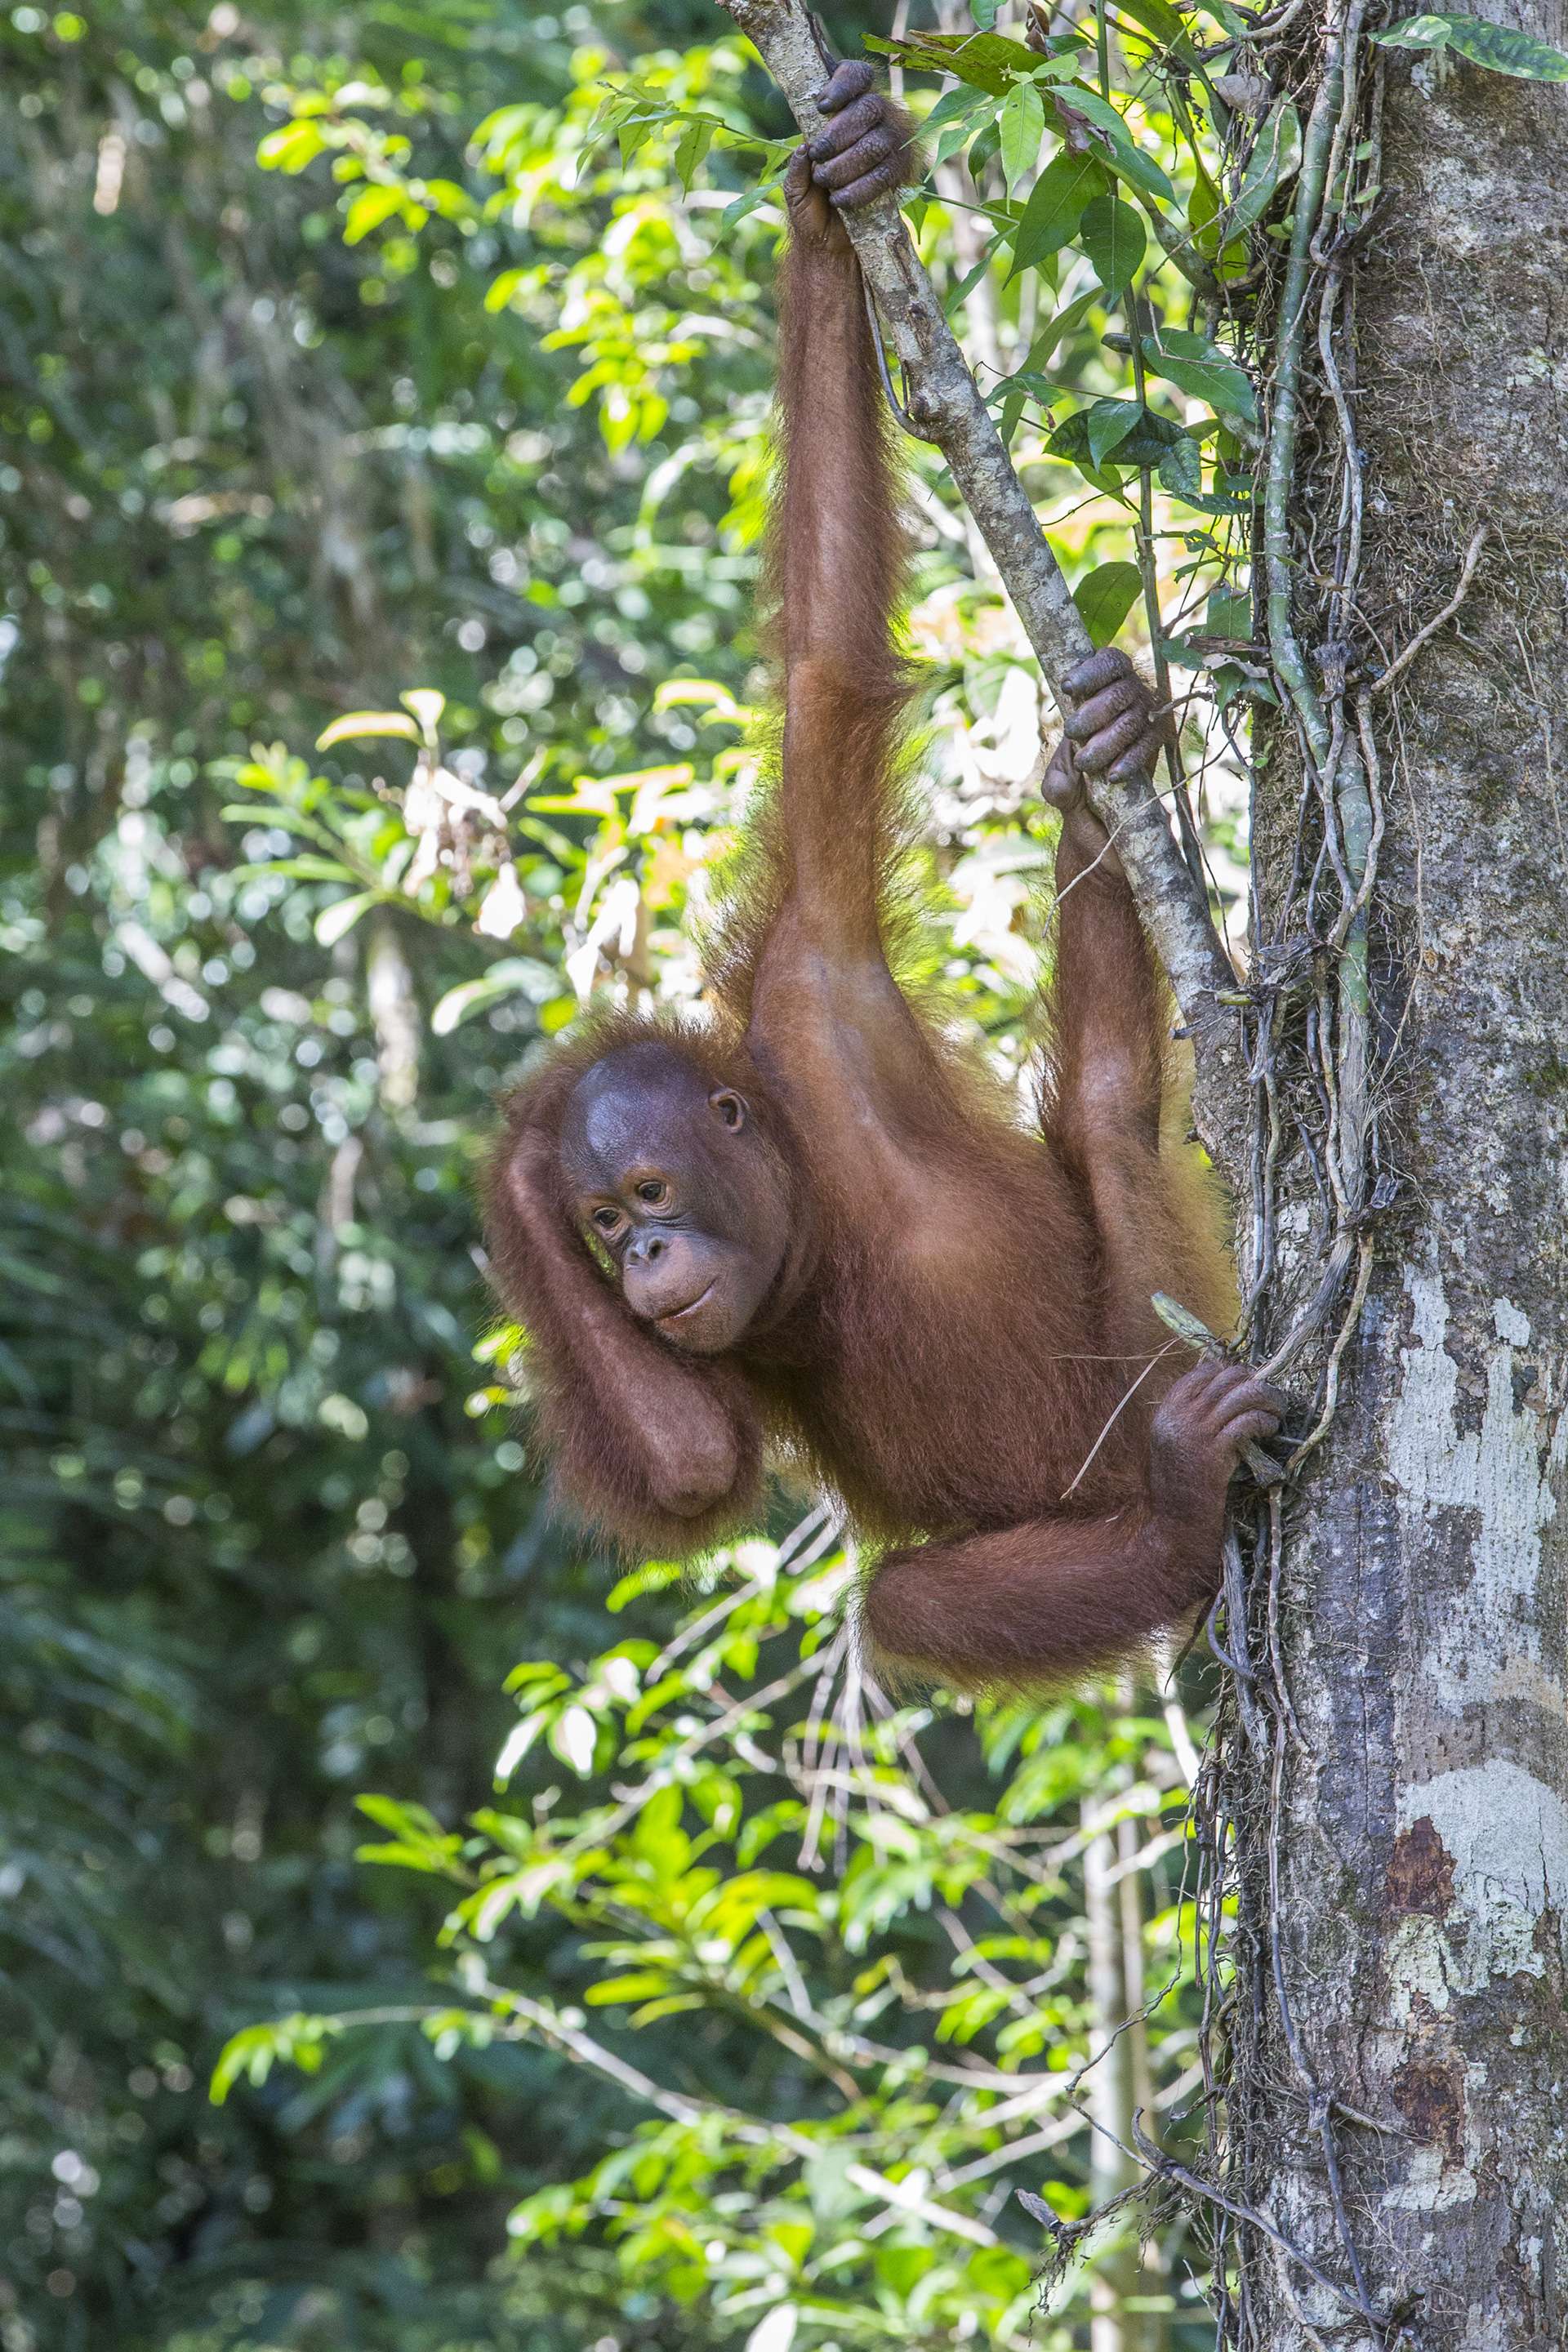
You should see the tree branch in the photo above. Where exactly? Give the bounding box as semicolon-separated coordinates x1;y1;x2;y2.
715;0;1245;1182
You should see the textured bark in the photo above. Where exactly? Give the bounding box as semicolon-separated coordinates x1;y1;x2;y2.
1243;9;1568;2343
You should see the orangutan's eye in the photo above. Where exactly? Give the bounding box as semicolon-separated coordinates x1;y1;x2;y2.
593;1207;624;1236
635;1179;669;1207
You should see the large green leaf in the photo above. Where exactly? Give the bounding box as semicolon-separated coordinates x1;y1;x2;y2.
1374;11;1568;74
1058;86;1175;202
1010;150;1110;271
1139;329;1258;422
1047;401;1187;472
1156;432;1205;498
1080;192;1147;295
1073;559;1143;646
1022;286;1101;368
1086;398;1143;468
999;78;1047;190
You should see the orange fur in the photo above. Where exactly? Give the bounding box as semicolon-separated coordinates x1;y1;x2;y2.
486;198;1239;1690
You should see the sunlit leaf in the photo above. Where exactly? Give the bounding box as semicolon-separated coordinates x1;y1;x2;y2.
316;710;421;749
745;2305;798;2352
343;184;406;243
866;28;1044;94
430;956;555;1036
485;266;528;312
549;1704;598;1778
1010;150;1109;271
999;79;1046;192
256;119;325;174
1109;0;1201;66
314;890;381;946
401;688;447;742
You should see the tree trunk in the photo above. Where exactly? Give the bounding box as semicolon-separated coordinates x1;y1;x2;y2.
1240;7;1568;2342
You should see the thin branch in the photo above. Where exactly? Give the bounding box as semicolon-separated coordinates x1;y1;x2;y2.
1370;521;1490;697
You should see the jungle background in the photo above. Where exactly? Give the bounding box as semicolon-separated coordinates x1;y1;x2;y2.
1;0;1280;2345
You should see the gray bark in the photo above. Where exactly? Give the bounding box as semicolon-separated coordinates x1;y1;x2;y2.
1240;9;1568;2343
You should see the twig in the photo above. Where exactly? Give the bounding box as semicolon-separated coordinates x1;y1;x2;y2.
1370;521;1490;697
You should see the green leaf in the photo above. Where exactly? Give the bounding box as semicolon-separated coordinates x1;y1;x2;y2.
923;82;996;135
430;958;556;1037
585;1971;675;2006
210;2015;340;2105
421;178;471;222
314;890;381;947
343;184;405;244
866;28;1043;94
1108;0;1201;65
999;79;1047;191
1139;329;1257;422
1073;559;1143;647
1207;586;1254;638
969;118;1002;177
943;251;996;319
234;855;357;884
674;115;716;191
317;710;421;750
1058;86;1174;202
1010;150;1110;272
1047;401;1186;472
256;119;326;174
720;174;781;230
1023;286;1100;368
1374;11;1568;73
1226;98;1302;237
485;267;528;313
1085;397;1142;468
1156;432;1205;498
617;116;654;169
1080;192;1146;295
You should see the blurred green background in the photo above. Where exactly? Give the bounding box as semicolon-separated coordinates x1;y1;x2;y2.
1;2;1255;2345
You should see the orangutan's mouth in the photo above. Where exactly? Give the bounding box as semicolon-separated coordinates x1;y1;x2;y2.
657;1282;715;1329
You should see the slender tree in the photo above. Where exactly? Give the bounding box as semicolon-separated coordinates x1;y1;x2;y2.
1228;1;1568;2340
